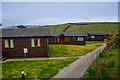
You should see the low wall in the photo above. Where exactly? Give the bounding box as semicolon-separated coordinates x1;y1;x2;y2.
52;43;107;78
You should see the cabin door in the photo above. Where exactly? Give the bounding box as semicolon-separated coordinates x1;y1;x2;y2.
60;38;64;44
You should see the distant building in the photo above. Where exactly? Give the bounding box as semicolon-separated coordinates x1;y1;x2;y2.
87;32;112;41
49;32;88;45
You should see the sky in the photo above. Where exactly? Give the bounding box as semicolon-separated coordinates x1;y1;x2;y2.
2;2;118;27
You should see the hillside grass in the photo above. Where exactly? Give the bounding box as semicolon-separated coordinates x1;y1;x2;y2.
43;24;70;32
2;58;78;79
26;22;118;33
83;48;118;78
49;44;99;57
66;24;118;33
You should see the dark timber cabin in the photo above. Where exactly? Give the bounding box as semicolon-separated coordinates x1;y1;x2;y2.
49;32;88;45
87;32;111;41
2;28;51;59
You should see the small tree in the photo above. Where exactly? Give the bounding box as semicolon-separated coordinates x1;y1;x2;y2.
105;30;119;50
17;25;26;28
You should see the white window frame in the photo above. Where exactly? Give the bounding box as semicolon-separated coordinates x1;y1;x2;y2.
77;37;84;41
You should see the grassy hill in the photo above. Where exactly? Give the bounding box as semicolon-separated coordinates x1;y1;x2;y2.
43;24;71;32
66;23;118;33
43;22;118;33
25;22;118;33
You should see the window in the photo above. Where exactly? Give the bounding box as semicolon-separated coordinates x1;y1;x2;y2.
57;37;60;43
4;39;14;48
31;38;41;47
77;37;84;41
55;37;57;43
55;37;60;43
65;37;70;42
91;36;95;38
73;37;76;41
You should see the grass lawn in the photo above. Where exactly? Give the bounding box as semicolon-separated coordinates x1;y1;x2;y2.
2;58;78;79
86;41;105;44
49;44;99;57
83;48;118;78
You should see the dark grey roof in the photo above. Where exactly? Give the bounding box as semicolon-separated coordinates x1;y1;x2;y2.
87;32;112;35
1;28;52;37
52;32;88;37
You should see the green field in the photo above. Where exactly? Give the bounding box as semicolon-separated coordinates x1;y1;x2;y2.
2;58;78;79
37;22;118;33
49;44;99;57
66;24;118;33
26;22;118;33
28;24;70;32
44;24;70;32
83;48;118;78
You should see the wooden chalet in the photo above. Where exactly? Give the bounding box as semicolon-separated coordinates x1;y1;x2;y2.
2;28;51;59
49;32;88;45
87;32;112;41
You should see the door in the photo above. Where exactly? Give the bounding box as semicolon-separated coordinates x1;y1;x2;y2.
61;39;63;44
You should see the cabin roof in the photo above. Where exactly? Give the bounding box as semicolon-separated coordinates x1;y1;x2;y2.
1;28;52;37
87;32;112;35
52;32;88;37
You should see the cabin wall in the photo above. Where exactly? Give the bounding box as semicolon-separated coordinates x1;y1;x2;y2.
49;36;86;45
2;37;49;59
88;35;104;41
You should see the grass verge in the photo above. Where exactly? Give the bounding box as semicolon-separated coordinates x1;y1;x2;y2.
83;48;118;78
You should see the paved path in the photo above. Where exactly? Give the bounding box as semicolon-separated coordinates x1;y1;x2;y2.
51;44;107;79
1;56;84;63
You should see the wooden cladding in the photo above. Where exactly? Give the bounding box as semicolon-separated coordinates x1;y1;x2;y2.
2;37;49;59
31;38;41;48
3;39;14;48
